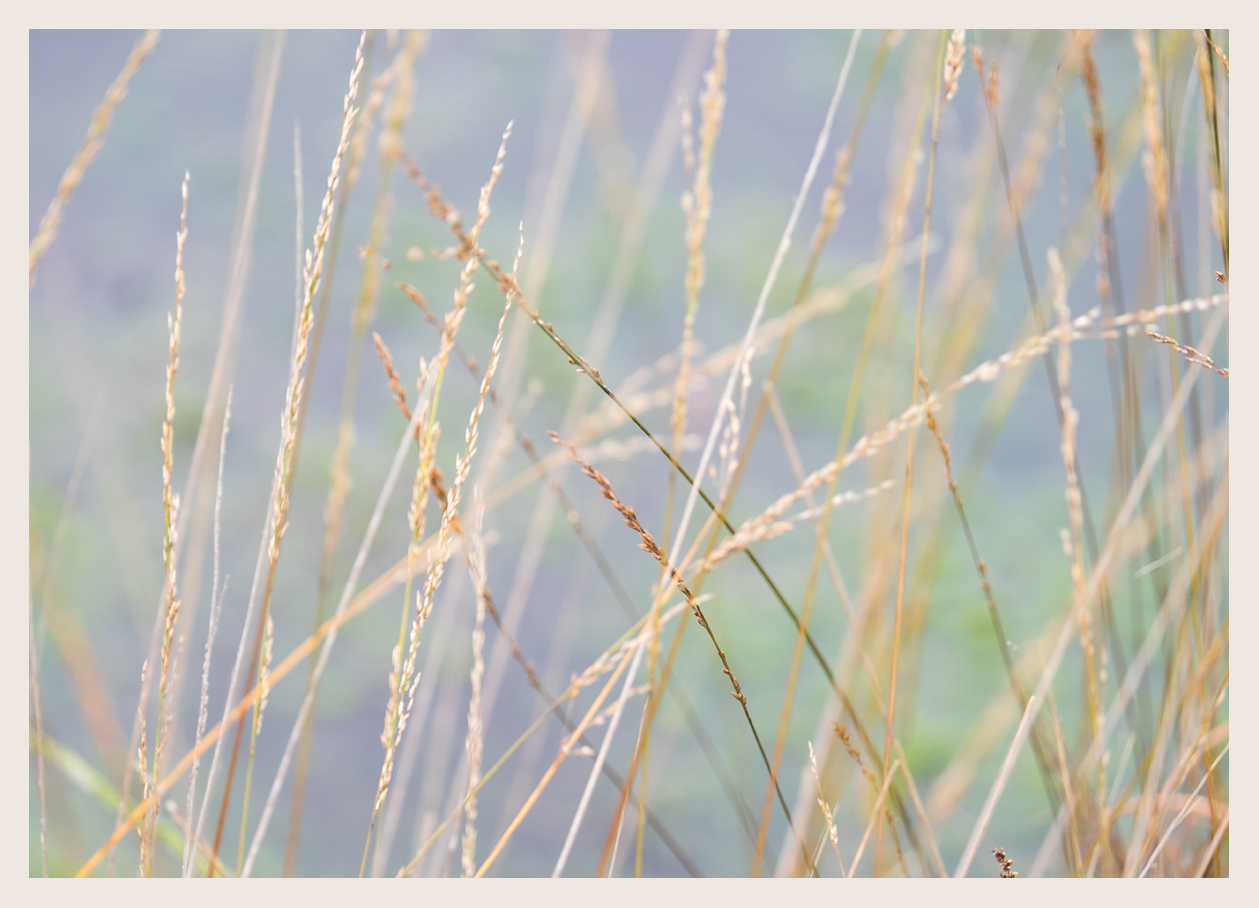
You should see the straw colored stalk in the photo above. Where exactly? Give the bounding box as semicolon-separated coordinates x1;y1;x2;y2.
672;28;727;457
182;387;233;877
210;31;366;873
460;496;489;878
29;29;160;286
1134;32;1199;577
271;34;366;575
880;31;956;873
643;29;727;873
1193;30;1228;318
847;760;902;877
809;741;845;875
550;433;746;707
1051;246;1104;813
459;231;521;878
1133;30;1170;225
320;29;426;584
146;171;190;874
699;481;895;575
152;37;285;880
136;662;151;876
364;123;514;873
754;38;928;873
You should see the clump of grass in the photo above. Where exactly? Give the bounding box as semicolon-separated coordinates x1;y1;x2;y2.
32;29;1227;880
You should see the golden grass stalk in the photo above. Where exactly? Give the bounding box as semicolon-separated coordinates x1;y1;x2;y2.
361;123;514;877
754;32;924;875
942;29;966;101
846;759;901;877
1193;30;1223;278
209;31;366;874
240;385;436;877
29;29;160;286
1134;31;1170;225
671;28;727;462
1049;246;1104;812
644;28;726;873
458;232;521;879
283;30;401;875
719;294;1226;571
460;496;489;878
878;29;953;874
146;171;190;875
142;39;287;878
182;386;232;877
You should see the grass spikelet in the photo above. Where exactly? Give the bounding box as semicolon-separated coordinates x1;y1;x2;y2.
993;846;1018;878
458;228;522;879
674;28;727;447
362;122;514;876
942;29;966;101
1145;329;1229;379
147;171;189;876
1133;30;1169;223
809;740;845;875
1049;248;1101;776
373;331;415;426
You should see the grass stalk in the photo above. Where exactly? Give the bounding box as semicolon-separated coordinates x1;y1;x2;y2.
181;387;233;876
208;33;366;873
